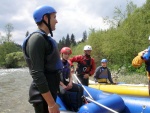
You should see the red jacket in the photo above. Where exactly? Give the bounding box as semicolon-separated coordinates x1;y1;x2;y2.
69;55;96;76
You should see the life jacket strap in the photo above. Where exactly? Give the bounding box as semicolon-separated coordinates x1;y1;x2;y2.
97;78;107;83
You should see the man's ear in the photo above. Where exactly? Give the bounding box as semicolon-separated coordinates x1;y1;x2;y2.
43;15;48;22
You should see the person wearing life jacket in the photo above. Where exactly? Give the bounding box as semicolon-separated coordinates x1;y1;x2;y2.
69;45;96;86
59;47;83;111
132;36;150;95
22;5;62;113
94;59;114;84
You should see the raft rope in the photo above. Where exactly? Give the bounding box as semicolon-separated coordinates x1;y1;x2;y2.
85;96;119;113
73;74;119;113
73;74;93;99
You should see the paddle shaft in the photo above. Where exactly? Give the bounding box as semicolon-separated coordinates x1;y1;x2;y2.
73;74;118;113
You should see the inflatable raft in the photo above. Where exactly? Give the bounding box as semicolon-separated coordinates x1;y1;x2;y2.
56;86;150;113
88;81;149;97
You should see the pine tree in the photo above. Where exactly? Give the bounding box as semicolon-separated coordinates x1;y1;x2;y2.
70;34;76;46
65;34;71;47
82;31;87;42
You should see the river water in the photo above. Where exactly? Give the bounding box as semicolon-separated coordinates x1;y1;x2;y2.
0;68;76;113
0;68;34;113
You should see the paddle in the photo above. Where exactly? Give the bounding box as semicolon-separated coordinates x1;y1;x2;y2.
73;74;119;113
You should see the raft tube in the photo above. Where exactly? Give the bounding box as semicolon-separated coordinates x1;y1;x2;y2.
89;84;149;97
78;94;125;113
84;86;150;113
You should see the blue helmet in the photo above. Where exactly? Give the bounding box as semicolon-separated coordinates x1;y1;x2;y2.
33;5;56;23
101;59;107;63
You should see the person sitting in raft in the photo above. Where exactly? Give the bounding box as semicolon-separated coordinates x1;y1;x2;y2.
59;47;83;111
94;59;114;84
132;36;150;95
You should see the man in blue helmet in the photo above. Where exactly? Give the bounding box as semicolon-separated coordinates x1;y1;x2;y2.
94;59;114;84
22;5;62;113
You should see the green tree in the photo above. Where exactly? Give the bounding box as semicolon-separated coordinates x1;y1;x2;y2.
86;0;150;72
58;40;62;50
4;23;14;42
5;52;26;68
82;31;87;42
70;34;76;46
0;42;22;67
0;35;6;44
104;1;137;28
25;31;29;37
65;34;71;47
62;37;66;46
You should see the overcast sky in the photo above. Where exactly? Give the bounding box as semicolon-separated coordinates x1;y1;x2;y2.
0;0;146;45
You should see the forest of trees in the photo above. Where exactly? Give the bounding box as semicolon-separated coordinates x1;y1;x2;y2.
0;0;150;74
57;31;87;50
70;0;150;73
0;23;87;68
0;23;25;68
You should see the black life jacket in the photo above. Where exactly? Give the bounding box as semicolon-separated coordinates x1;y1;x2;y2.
62;60;70;80
76;55;92;75
95;66;109;83
22;30;63;72
95;66;108;78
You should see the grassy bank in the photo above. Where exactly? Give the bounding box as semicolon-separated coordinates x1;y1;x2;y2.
115;73;148;84
89;71;148;85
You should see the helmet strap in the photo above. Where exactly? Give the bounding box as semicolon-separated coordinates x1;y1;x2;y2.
42;14;53;37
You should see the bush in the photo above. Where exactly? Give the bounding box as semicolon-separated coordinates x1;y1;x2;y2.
0;42;22;67
5;52;26;68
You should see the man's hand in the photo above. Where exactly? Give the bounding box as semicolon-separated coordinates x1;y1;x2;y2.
83;74;89;79
94;78;98;83
66;82;73;90
71;65;75;73
138;49;147;57
60;83;67;90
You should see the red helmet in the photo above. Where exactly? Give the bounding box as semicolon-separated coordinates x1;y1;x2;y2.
60;47;72;54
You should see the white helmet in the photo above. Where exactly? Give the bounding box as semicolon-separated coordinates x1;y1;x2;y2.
148;36;150;40
83;45;92;50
